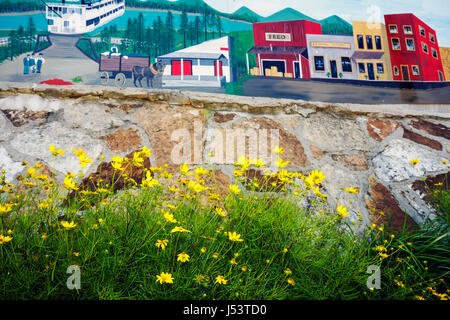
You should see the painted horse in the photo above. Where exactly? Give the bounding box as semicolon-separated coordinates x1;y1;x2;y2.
132;61;166;88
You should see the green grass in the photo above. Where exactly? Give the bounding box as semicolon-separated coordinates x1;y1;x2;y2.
0;149;448;300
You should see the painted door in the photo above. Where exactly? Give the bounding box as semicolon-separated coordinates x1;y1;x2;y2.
172;60;181;76
183;60;192;76
401;66;410;81
214;61;223;76
294;62;301;79
367;63;375;80
330;60;338;78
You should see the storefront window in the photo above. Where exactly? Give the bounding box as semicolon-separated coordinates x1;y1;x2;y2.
377;63;384;74
358;63;365;73
406;38;415;51
375;36;382;50
357;35;364;49
366;35;373;50
314;56;325;71
412;66;420;75
391;38;401;50
341;57;352;72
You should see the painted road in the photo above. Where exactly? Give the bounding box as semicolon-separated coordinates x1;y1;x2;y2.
243;77;450;105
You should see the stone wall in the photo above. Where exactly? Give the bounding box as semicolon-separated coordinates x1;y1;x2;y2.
0;82;449;232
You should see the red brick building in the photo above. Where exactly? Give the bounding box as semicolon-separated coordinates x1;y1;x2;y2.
248;20;322;79
384;13;446;81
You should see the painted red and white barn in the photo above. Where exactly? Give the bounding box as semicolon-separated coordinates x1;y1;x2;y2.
247;20;322;79
157;36;233;87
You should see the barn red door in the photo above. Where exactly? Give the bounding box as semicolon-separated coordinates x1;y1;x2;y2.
172;60;181;76
214;61;223;76
183;60;192;76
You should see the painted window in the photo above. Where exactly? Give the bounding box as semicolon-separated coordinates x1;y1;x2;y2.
389;25;398;33
393;66;399;76
48;19;54;26
375;36;382;50
366;35;373;50
422;42;428;54
183;60;192;76
403;25;413;34
341;57;352;72
406;38;415;51
419;26;425;37
214;61;223;76
358;63;365;73
412;65;420;75
430;33;436;43
377;63;384;74
64;21;69;27
357;35;364;49
171;60;192;76
314;56;325;72
431;48;438;59
391;38;401;50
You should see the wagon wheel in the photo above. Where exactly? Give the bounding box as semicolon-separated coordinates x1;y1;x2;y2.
100;71;109;85
114;73;126;88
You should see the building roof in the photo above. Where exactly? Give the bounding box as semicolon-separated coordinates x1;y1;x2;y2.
158;52;226;60
352;51;384;60
248;46;307;55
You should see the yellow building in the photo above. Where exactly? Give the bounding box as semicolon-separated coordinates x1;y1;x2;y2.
439;47;450;81
352;21;393;81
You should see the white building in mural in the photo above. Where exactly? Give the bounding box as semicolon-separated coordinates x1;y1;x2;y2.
157;36;233;87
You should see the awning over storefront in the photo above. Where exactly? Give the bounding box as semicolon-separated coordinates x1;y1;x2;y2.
248;46;307;55
158;52;225;60
351;51;384;60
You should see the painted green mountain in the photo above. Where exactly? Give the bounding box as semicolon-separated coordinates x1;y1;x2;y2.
233;6;352;35
233;6;262;22
261;8;318;23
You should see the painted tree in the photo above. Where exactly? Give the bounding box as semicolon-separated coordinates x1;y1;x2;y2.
187;21;195;46
194;16;201;44
209;12;216;39
165;11;175;53
216;15;223;38
136;13;145;53
26;17;35;51
180;10;189;48
202;4;209;41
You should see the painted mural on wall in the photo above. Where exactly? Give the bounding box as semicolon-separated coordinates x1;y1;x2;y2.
0;0;448;103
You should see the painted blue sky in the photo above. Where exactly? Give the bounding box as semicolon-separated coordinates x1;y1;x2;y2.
201;0;450;46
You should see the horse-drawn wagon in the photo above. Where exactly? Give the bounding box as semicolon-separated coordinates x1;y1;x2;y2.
99;53;166;88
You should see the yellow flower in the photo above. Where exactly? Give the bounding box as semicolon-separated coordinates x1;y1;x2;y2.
64;175;78;191
241;265;247;271
0;234;13;244
60;220;77;230
215;207;227;217
201;247;207;253
72;252;80;257
215;275;228;285
275;157;289;169
0;203;13;214
195;166;207;176
337;205;349;217
7;229;12;234
287;278;295;286
177;252;190;263
140;146;152;158
156;272;174;284
283;248;288;253
213;252;219;259
345;187;360;194
272;146;284;154
230;258;238;265
228;231;244;242
394;280;405;288
187;180;205;193
155;239;169;250
284;268;292;275
180;163;192;175
171;226;191;233
229;184;241;195
253;158;266;168
163;210;178;223
308;170;325;185
410;159;420;165
78;153;93;169
27;166;36;178
131;152;144;167
443;160;448;164
49;144;65;156
235;156;251;170
379;253;389;259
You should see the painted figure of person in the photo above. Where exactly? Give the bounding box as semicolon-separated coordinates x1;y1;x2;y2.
23;54;31;75
36;53;45;73
108;44;119;58
29;54;36;73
